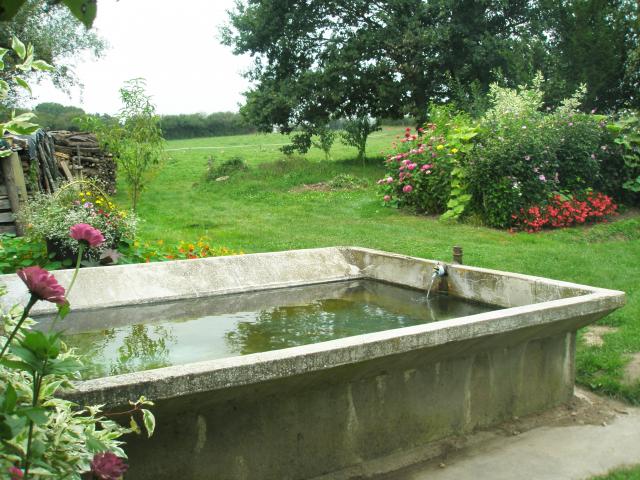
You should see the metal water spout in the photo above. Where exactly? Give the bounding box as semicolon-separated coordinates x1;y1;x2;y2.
427;263;447;300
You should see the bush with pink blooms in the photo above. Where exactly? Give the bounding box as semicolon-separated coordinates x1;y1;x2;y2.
379;80;635;230
378;125;456;214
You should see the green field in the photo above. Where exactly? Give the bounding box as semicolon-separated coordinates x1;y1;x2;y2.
115;129;640;404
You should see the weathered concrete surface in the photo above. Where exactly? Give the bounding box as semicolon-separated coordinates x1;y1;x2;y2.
0;247;627;479
375;390;640;480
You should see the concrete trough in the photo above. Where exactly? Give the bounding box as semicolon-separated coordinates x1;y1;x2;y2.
0;247;626;479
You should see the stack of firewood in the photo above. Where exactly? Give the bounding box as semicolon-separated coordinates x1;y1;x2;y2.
49;131;117;194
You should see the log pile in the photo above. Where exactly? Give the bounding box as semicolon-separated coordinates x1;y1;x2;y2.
6;130;117;195
49;131;117;194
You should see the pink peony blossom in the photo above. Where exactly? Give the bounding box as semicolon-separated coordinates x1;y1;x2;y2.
17;266;66;305
69;223;105;248
402;185;413;193
407;163;416;170
90;452;128;480
383;195;391;202
386;177;393;183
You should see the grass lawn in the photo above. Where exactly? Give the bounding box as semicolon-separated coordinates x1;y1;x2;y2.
592;465;640;479
114;128;640;404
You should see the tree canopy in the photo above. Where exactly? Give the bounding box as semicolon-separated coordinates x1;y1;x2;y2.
223;0;639;140
0;0;105;105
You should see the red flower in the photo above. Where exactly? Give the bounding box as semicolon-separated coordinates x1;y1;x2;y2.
8;466;23;480
90;452;128;480
69;223;105;248
17;266;66;305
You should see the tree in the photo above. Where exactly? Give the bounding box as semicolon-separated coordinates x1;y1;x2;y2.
222;0;548;150
0;0;105;105
540;0;638;111
341;117;380;165
86;78;164;211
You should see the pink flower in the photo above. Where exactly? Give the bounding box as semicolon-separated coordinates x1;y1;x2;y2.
386;177;393;184
90;452;128;480
539;174;546;182
402;185;413;193
407;163;416;170
383;195;391;202
69;223;105;248
17;266;66;305
8;466;23;480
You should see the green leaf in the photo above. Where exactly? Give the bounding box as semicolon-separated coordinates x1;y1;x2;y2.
10;111;36;122
0;358;34;373
57;301;71;320
142;409;155;437
9;345;42;372
0;48;7;61
30;438;46;459
85;432;107;452
15;77;31;95
1;383;17;412
18;407;48;425
129;416;141;434
44;356;82;376
11;36;26;60
31;60;55;72
61;0;97;28
0;79;9;98
0;413;27;439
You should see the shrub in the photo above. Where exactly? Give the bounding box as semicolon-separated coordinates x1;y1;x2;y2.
380;77;631;230
607;111;640;199
18;186;138;262
467;78;628;228
379;106;478;217
205;156;248;180
341;117;381;164
512;191;618;233
378;125;455;214
326;174;367;190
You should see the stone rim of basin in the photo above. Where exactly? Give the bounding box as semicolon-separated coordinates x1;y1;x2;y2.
0;246;625;407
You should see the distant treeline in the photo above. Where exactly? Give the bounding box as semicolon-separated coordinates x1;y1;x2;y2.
22;102;414;139
159;112;256;139
21;103;255;140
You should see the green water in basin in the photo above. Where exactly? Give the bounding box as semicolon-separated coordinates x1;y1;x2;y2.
53;280;498;379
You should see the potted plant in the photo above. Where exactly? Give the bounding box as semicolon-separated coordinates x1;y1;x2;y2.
18;181;138;265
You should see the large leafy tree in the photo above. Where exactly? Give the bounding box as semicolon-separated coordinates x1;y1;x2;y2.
0;0;105;105
222;0;547;139
541;0;638;111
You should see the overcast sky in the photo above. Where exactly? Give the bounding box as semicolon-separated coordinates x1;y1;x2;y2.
31;0;252;115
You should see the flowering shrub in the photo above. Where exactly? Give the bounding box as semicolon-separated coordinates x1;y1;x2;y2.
378;125;455;214
18;187;138;261
511;192;618;233
0;225;154;479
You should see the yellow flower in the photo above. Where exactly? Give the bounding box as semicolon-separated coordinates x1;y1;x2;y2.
157;239;164;245
451;148;459;154
85;191;92;197
436;144;444;150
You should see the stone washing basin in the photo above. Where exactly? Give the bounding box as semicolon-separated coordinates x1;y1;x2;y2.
0;247;625;480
